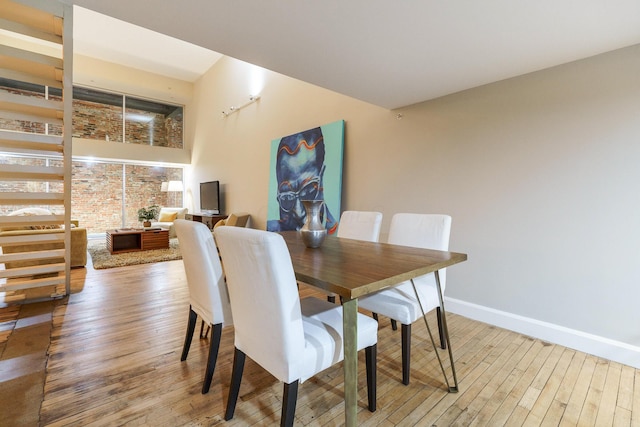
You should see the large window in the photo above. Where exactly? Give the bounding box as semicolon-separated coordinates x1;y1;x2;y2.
125;96;183;147
73;160;183;233
72;87;183;148
0;154;183;235
71;88;123;142
0;78;184;148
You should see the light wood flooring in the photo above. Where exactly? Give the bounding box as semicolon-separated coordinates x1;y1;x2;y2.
12;258;640;425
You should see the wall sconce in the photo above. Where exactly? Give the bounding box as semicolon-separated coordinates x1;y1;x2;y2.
222;95;261;118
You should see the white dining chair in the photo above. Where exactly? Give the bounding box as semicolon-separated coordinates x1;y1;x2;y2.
326;210;383;303
337;210;383;241
174;219;233;394
358;213;452;385
214;226;378;426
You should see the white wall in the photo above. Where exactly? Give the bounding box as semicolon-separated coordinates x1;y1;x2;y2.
189;45;640;367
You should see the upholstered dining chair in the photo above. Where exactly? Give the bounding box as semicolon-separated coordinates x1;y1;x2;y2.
337;210;383;241
174;219;233;394
327;210;383;303
197;211;250;339
357;213;452;385
214;226;378;426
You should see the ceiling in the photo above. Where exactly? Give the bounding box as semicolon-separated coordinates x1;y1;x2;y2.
64;0;640;110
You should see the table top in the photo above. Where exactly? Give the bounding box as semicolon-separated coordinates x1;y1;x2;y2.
106;228;166;235
279;231;467;300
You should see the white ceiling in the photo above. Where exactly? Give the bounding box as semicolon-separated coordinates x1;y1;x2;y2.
72;7;222;82
65;0;640;110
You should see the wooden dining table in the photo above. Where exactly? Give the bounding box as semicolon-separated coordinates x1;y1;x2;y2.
279;231;468;427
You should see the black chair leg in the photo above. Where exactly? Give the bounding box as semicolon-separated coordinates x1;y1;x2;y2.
281;380;299;427
180;307;197;361
401;323;411;385
327;295;336;303
391;319;398;330
437;307;446;350
365;344;377;412
225;348;246;421
372;312;378;321
201;323;223;394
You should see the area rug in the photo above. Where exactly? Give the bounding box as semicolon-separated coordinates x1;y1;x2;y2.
87;238;182;269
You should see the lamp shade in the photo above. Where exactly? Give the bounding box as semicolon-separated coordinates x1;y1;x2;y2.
167;180;184;192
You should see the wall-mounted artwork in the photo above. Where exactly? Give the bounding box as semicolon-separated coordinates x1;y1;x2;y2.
267;120;344;234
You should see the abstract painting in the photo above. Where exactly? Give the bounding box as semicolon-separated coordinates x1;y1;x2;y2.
267;120;344;234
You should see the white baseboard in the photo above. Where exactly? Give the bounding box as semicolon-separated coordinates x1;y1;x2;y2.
445;297;640;369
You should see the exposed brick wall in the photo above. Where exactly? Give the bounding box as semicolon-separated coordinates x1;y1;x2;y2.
73;100;123;142
122;108;183;148
0;84;183;148
0;157;45;194
71;161;183;233
71;161;123;232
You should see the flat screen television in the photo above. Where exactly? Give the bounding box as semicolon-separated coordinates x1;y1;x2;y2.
200;180;220;214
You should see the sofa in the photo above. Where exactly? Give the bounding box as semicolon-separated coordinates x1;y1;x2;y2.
0;208;88;268
151;207;188;238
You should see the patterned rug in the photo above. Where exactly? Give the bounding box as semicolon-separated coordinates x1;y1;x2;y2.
87;237;182;269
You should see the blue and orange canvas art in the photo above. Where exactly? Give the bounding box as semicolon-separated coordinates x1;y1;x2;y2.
267;120;344;234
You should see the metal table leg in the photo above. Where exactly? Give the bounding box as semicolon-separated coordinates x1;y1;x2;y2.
411;270;458;392
342;298;358;426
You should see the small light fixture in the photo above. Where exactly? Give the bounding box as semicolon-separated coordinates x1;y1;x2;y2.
222;95;261;118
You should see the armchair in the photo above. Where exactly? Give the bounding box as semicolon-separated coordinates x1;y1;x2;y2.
212;212;250;229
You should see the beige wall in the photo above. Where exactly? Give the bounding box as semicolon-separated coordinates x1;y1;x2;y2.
74;55;193;105
189;45;640;362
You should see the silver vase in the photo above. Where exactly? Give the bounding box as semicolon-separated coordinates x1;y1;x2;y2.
300;200;327;248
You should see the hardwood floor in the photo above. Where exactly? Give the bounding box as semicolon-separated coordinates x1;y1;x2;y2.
17;259;640;425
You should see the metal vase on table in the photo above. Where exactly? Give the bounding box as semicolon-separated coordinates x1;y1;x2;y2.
300;200;327;248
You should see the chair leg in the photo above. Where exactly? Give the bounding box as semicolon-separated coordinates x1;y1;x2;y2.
281;380;299;427
391;319;398;330
372;312;378;321
327;295;336;303
437;307;446;350
201;323;223;394
200;320;210;339
401;323;411;385
224;348;246;421
365;344;377;412
180;307;197;361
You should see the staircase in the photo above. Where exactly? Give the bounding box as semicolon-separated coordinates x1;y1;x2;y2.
0;0;73;303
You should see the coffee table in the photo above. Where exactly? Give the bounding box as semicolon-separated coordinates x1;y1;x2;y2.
106;228;169;254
